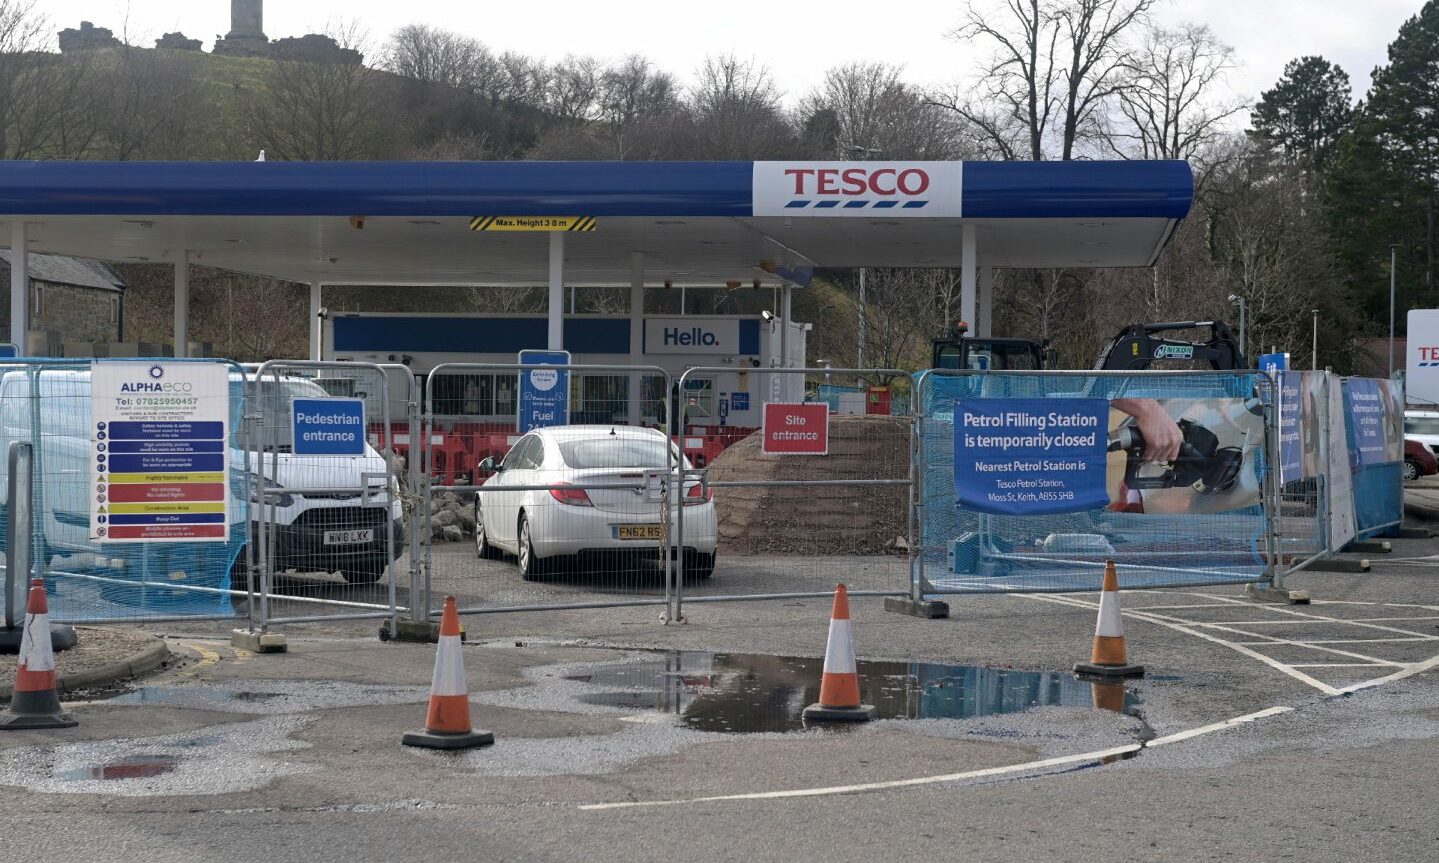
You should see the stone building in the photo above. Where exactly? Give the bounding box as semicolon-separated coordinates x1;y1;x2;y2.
57;21;121;52
0;253;125;356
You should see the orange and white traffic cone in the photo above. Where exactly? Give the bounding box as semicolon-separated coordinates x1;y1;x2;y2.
1074;560;1144;679
802;584;875;723
0;579;77;730
402;596;493;750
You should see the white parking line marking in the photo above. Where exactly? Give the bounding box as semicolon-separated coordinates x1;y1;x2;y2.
578;707;1295;811
1289;662;1400;668
1024;593;1343;695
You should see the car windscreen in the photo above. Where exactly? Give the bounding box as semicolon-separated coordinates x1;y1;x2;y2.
1404;417;1439;435
557;437;677;469
254;379;332;451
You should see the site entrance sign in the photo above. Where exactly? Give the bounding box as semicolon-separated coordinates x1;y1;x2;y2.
762;402;828;455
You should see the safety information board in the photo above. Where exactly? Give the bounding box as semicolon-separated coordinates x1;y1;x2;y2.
90;362;230;543
293;398;366;456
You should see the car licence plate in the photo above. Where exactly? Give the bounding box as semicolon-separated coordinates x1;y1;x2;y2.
323;528;374;546
614;524;664;541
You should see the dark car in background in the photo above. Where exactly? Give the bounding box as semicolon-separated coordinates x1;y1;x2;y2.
1404;438;1437;483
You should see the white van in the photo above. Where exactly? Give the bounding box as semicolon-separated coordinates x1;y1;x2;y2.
0;369;402;586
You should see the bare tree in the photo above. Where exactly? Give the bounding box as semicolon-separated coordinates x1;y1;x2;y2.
598;55;684;159
689;54;793;159
801;62;970;159
0;0;97;158
99;46;203;160
939;0;1156;160
247;52;388;160
547;54;602;125
1104;23;1245;161
382;23;491;91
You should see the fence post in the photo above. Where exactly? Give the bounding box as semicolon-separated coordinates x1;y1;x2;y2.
407;389;425;625
1249;371;1311;604
885;371;948;618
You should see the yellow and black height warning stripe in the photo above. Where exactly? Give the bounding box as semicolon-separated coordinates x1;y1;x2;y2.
468;215;598;232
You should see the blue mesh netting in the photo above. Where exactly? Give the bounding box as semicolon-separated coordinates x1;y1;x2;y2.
918;371;1269;593
0;362;246;622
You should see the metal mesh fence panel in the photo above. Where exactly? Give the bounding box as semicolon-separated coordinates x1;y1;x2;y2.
250;361;405;626
0;359;249;623
1276;371;1331;572
675;368;914;617
422;364;683;617
918;370;1275;594
1341;377;1405;541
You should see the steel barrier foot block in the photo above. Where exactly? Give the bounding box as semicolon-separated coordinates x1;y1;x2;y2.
231;629;288;653
1244;584;1312;605
1305;558;1370;573
1393;527;1432;539
387;620;464;643
884;597;950;619
1073;662;1145;679
1346;539;1391;553
802;703;876;723
402;728;494;750
0;623;76;654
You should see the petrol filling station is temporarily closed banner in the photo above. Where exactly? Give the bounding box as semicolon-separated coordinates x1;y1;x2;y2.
953;398;1109;515
90;362;231;543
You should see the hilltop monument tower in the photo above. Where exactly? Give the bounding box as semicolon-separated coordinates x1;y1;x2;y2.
215;0;267;55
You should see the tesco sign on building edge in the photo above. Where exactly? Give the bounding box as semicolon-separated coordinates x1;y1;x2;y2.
1407;309;1439;405
752;162;963;217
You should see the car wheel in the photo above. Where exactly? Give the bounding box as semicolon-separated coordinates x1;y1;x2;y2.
685;551;715;580
474;499;500;560
1403;458;1420;483
517;512;543;582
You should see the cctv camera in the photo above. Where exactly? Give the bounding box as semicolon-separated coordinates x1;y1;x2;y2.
317;306;329;318
761;310;775;322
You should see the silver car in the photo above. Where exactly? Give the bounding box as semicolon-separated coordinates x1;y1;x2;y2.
473;425;718;580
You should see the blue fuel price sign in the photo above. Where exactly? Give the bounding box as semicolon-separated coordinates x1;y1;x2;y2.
518;350;570;433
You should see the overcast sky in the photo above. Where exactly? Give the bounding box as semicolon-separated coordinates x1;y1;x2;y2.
39;0;1424;110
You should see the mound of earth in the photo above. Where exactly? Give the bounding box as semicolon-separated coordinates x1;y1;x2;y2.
708;415;912;556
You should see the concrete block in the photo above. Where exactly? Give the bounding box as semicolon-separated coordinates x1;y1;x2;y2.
231;628;287;653
384;619;464;643
1392;526;1432;539
884;596;950;619
1346;539;1391;553
1305;557;1370;573
1245;583;1311;604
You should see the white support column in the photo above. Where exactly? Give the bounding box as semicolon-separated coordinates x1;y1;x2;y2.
309;282;323;361
960;224;977;331
628;252;644;425
780;284;793;400
173;252;189;358
9;221;26;351
548;232;565;350
978;265;994;338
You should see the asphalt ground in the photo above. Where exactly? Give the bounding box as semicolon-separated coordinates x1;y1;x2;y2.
2;525;1437;861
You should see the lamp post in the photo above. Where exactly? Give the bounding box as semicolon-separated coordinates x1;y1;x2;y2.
847;144;882;369
1228;294;1246;358
1389;244;1400;377
1311;308;1319;370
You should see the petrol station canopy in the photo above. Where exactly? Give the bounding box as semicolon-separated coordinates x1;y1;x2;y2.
0;159;1192;288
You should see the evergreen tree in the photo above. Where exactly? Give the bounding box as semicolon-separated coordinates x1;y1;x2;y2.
1249;55;1352;168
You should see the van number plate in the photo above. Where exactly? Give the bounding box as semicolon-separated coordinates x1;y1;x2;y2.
324;529;374;546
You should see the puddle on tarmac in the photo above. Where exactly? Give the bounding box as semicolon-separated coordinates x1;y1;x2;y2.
56;755;178;782
562;652;1138;734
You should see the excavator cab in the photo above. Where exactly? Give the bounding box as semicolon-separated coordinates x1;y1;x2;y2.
931;322;1050;372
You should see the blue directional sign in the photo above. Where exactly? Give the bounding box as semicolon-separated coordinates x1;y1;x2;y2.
0;343;16;359
1258;352;1289;376
518;350;570;433
292;398;366;456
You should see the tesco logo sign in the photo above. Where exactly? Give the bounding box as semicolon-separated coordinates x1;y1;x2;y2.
753;161;961;217
784;167;930;198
